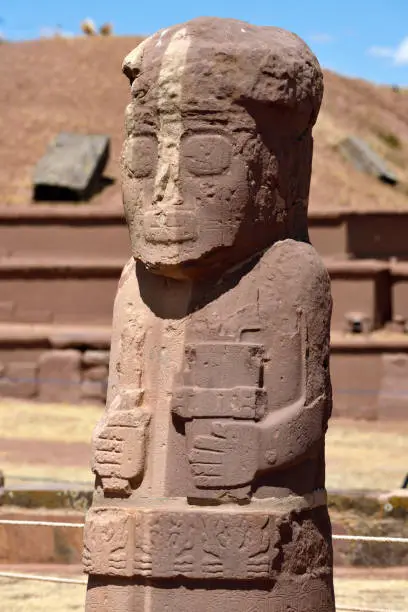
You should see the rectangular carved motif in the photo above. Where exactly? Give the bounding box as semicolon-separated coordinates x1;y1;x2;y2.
84;508;279;579
171;387;267;420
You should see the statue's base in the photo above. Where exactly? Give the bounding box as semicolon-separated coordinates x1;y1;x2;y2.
86;574;335;611
84;493;335;611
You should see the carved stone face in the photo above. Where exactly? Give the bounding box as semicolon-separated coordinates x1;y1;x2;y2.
122;109;252;277
121;20;323;278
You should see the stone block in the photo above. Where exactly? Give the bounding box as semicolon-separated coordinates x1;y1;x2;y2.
378;354;408;420
83;350;110;367
0;362;37;399
84;496;330;580
83;366;108;381
33;133;110;201
38;350;81;403
81;379;107;403
339;136;398;186
0;301;14;322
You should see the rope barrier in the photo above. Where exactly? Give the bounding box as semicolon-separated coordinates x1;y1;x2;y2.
0;520;407;545
0;571;86;585
5;473;93;485
0;519;83;528
337;607;400;612
333;534;408;544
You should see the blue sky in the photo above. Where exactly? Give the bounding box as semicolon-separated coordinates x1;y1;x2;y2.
1;1;408;86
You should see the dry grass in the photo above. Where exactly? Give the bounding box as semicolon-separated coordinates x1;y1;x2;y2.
1;463;93;486
334;576;408;610
0;400;102;443
0;574;407;611
326;419;408;491
0;399;100;485
1;399;407;491
0;576;86;612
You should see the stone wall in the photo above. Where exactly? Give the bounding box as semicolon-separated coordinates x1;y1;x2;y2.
0;349;109;405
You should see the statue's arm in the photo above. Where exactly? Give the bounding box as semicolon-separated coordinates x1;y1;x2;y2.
256;392;326;472
187;242;332;489
90;258;150;496
256;244;332;472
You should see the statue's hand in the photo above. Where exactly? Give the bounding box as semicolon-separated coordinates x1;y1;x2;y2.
91;408;150;495
188;421;259;488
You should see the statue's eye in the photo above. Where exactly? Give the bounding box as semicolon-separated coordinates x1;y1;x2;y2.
122;136;157;178
182;135;232;176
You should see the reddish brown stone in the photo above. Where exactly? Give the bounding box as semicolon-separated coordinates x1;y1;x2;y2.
83;350;110;366
38;349;81;403
81;379;107;403
84;16;334;611
0;301;14;322
378;354;408;420
84;365;108;381
0;362;37;398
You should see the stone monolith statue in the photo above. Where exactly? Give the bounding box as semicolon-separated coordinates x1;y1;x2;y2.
83;16;335;611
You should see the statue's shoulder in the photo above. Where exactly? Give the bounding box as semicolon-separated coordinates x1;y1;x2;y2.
261;239;329;280
258;239;331;305
113;257;144;313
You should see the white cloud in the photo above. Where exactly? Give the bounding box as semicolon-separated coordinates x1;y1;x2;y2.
368;37;408;65
309;33;334;44
394;37;408;65
368;46;394;58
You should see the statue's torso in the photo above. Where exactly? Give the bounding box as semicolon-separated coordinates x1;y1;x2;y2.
103;238;332;504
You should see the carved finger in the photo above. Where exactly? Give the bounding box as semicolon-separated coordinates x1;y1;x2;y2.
191;463;222;477
95;439;122;452
194;475;223;488
211;421;230;438
94;450;121;464
188;449;222;464
193;435;225;452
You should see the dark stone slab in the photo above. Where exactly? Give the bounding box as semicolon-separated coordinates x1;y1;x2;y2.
339;136;398;186
33;133;110;201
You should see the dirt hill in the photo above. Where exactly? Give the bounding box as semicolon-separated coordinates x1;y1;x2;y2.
1;35;408;212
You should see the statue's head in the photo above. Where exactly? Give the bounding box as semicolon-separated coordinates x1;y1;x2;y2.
121;17;323;279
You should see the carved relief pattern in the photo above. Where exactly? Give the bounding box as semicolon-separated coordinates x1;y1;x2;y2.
86;509;278;579
83;511;132;575
201;515;272;578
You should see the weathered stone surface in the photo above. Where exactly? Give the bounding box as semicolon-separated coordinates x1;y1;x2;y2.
38;349;81;402
33;133;110;201
84;16;334;612
83;495;330;579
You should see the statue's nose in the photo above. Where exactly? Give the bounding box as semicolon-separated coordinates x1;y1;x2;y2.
153;162;183;208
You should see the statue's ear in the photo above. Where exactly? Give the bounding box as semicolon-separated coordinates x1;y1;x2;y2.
243;44;323;135
249;52;299;108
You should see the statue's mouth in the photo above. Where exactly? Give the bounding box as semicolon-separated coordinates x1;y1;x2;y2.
143;210;197;244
